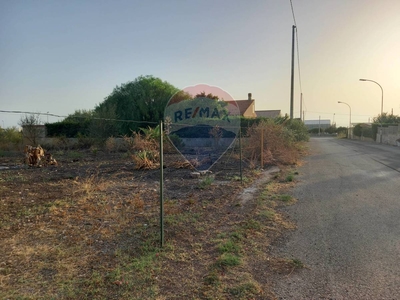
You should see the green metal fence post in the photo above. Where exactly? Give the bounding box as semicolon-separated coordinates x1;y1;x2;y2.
159;121;164;247
239;127;243;184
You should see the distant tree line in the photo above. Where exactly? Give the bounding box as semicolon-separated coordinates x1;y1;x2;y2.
22;74;400;143
41;75;310;141
308;126;348;136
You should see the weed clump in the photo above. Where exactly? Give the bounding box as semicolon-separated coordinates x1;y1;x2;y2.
198;175;214;189
243;118;308;166
214;253;241;268
291;258;305;269
226;282;261;297
124;127;160;170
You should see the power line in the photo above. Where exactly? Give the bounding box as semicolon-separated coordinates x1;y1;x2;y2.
0;110;159;125
0;109;243;129
0;110;65;119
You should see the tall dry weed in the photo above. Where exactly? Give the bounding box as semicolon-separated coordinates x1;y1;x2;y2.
243;121;300;166
124;132;160;169
105;137;118;153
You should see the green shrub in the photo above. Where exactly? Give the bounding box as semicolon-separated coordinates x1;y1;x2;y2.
285;119;309;142
46;121;90;138
198;176;214;189
214;253;241;268
0;127;22;150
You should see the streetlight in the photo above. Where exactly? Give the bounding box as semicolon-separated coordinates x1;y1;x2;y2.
338;101;352;139
359;79;383;115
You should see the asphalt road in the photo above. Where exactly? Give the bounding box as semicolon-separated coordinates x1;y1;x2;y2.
273;137;400;300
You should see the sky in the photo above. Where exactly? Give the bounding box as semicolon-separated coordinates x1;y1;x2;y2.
1;0;400;129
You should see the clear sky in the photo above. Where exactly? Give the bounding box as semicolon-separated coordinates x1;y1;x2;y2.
1;0;399;128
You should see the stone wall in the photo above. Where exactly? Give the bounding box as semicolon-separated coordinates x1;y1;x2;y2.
353;136;375;143
376;125;400;146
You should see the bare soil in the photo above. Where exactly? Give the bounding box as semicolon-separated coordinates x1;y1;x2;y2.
0;148;301;299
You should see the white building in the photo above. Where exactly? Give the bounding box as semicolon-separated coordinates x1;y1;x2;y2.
304;120;331;130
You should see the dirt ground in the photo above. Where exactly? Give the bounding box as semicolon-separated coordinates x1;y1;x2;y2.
0;148;300;299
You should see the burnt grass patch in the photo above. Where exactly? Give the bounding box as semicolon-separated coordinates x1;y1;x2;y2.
0;149;302;299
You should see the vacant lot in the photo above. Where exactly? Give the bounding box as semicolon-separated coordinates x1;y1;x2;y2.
0;148;302;299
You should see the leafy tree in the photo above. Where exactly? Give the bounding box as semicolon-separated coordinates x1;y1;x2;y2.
363;126;373;138
90;103;119;138
47;109;94;137
64;109;94;124
325;125;337;134
353;124;373;138
353;124;362;137
166;96;229;127
96;75;179;135
373;112;400;124
46;121;86;138
336;126;348;136
195;92;219;100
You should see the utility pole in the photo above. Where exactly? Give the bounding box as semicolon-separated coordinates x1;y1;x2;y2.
290;25;296;119
300;93;303;121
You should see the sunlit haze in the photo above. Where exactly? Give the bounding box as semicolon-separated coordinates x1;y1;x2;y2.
1;0;399;128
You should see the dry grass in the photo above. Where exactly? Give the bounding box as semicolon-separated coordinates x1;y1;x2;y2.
0;143;306;299
0;164;162;299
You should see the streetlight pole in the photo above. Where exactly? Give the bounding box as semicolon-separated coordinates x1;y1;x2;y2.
359;79;383;115
338;101;352;139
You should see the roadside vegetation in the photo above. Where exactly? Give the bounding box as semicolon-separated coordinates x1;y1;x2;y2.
0;126;22;151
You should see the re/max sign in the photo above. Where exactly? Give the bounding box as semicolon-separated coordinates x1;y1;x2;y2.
174;106;230;122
